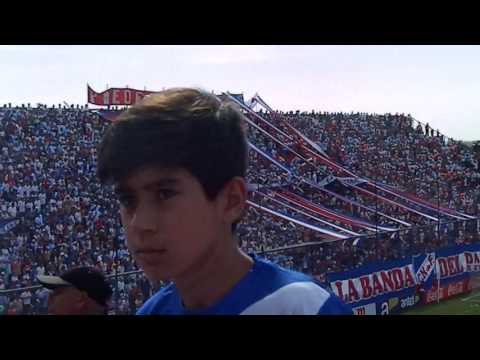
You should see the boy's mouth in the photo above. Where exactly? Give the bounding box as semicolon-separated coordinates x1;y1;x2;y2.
135;249;167;262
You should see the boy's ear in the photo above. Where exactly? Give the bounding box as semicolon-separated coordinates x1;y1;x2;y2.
219;177;247;226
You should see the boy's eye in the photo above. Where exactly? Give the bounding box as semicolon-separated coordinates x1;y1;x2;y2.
155;189;177;201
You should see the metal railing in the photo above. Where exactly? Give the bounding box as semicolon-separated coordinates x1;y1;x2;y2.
1;217;478;315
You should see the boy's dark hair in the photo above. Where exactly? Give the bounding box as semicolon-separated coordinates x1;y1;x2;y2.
97;88;249;229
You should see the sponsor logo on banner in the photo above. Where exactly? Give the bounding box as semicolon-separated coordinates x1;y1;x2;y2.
330;264;416;303
353;302;376;315
447;282;464;297
399;295;420;309
424;278;471;304
388;297;399;310
382;295;420;314
380;301;390;315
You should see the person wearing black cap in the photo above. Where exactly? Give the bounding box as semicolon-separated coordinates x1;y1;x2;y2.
37;267;113;315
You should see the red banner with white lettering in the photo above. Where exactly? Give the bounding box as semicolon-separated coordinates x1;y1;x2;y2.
87;85;156;106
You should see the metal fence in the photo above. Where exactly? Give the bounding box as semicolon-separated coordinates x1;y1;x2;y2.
1;108;478;315
1;217;478;315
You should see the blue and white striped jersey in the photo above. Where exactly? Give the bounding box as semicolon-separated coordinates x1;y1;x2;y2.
137;255;353;315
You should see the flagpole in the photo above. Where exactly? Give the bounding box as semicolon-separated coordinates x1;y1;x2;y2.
437;261;441;304
436;165;441;304
374;118;379;262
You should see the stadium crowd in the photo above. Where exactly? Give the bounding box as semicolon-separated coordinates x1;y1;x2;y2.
268;111;480;217
0;105;150;314
1;104;479;314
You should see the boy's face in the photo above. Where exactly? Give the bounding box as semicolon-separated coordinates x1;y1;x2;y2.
116;166;232;282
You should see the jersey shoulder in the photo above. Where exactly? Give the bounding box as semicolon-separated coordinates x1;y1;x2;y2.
136;283;179;315
242;257;352;315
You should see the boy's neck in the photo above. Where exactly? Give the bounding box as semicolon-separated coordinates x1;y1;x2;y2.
174;238;253;311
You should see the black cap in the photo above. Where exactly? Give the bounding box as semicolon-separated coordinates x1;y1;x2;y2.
37;267;113;307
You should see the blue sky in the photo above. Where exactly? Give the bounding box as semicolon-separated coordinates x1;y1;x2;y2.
1;45;479;140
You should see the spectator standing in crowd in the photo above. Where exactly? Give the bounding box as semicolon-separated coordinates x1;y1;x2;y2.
37;266;112;315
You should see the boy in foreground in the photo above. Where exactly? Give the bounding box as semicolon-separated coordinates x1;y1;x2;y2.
97;88;352;315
